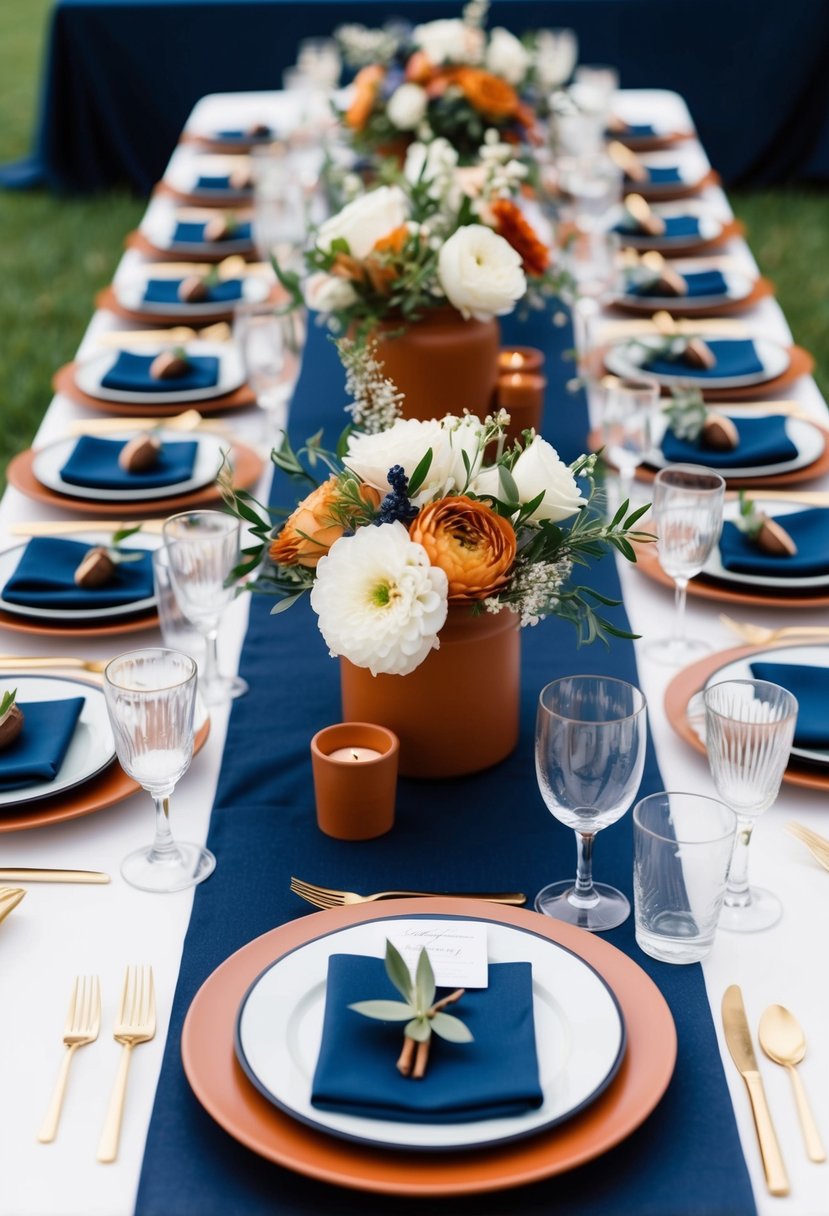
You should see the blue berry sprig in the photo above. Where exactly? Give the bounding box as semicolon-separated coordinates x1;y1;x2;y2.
376;465;419;525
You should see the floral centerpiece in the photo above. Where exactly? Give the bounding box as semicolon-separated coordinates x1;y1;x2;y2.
222;401;649;777
335;1;576;160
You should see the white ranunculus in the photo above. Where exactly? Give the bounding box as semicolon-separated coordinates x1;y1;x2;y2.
485;27;531;85
510;436;586;522
412;18;484;64
404;137;458;184
316;185;408;259
303;271;358;314
534;30;577;90
437;225;526;321
387;83;429;131
310;522;448;676
345;418;457;505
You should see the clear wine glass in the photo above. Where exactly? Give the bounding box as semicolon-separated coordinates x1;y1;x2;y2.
250;145;308;265
601;377;660;509
233;300;306;451
645;465;725;666
559;227;621;378
703;679;797;932
162;511;249;706
535;675;648;930
103;648;215;893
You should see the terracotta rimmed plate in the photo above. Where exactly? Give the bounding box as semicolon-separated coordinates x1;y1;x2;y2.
597;344;814;402
182;898;676;1197
0;606;159;638
96;284;279;327
613;130;695;153
616;218;746;259
53;362;256;418
6;442;263;518
155;180;252;210
126;230;258;264
630;167;720;202
0;708;209;831
611;276;774;319
664;643;829;793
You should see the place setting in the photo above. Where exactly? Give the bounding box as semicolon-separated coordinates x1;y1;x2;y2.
158;148;255;206
96;256;277;325
127;196;257;262
607;141;719;199
611;252;774;317
614;195;747;257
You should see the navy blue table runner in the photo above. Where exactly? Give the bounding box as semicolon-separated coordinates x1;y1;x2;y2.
136;307;756;1215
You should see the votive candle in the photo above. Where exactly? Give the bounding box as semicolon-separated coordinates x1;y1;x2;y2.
498;346;545;374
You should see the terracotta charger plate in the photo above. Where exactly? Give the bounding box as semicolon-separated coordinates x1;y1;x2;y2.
615;218;747;259
95;284;280;328
664;643;829;793
182;898;676;1197
0;605;159;639
125;229;258;264
614;129;695;153
632;540;829;610
6;442;263;519
53;361;257;418
0;708;210;832
597;344;815;403
610;276;774;319
630;167;720;202
155;180;253;210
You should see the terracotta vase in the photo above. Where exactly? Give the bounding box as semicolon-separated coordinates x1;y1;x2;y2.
369;308;501;421
340;606;521;779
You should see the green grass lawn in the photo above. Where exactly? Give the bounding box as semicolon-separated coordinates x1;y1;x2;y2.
0;0;827;492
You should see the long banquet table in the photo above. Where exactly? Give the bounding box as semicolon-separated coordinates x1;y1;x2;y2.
1;87;828;1216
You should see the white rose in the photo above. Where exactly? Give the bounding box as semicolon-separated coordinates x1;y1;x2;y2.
485;27;531;85
345;417;457;505
412;18;484;64
387;83;428;131
316;185;408;259
303;272;358;314
404;137;458;184
437;224;526;321
510;436;586;522
469;464;507;500
535;30;577;90
442;414;487;489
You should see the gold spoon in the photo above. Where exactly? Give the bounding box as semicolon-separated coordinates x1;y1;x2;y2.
758;1005;826;1162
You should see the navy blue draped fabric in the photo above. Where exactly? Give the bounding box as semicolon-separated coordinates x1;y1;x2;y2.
135;306;757;1215
3;0;829;194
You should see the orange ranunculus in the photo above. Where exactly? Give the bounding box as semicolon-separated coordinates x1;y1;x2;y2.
490;199;550;276
372;224;409;255
410;496;516;602
345;64;385;131
270;479;380;568
330;251;368;283
405;50;436;85
452;68;519;119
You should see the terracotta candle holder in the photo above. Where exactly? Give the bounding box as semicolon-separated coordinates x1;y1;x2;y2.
496;372;547;443
498;346;545;374
310;722;399;841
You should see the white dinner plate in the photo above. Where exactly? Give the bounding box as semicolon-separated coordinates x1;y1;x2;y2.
605;335;791;389
617;267;755;312
632;147;711;195
32;429;227;503
697;644;829;769
74;342;245;405
164;149;253;200
0;675;115;808
617;201;723;249
0;530;160;621
704;499;829;590
114;270;269;317
236;916;625;1152
140;199;255;254
644;413;824;480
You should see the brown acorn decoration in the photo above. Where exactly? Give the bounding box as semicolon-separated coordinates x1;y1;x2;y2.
202;215;233;243
652;267;689;297
624;194;666;237
177;274;209;303
150;348;190;380
0;690;24;752
118;432;163;473
73;546;116;588
736;491;798;557
701;412;739;451
247;122;271;139
683;338;717;370
228;165;252;191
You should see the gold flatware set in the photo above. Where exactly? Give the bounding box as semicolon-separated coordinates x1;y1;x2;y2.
290;875;527;908
787;821;829;873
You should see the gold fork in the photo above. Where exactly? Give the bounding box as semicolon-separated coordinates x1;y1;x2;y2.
0;656;108;674
290;876;527;909
0;886;25;926
97;965;156;1164
787;822;829;873
37;975;102;1143
718;616;829;647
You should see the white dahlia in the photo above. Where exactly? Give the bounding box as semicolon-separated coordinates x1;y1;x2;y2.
309;522;448;676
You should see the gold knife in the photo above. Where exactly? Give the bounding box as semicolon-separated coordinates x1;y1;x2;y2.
722;984;789;1196
0;869;110;884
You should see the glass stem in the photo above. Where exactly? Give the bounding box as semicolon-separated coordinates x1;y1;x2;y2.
203;629;221;690
573;298;598;377
148;794;180;865
672;577;689;645
570;830;600;908
723;815;754;909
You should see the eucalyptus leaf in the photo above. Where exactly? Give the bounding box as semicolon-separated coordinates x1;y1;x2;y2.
404;1017;431;1042
0;689;17;717
430;1012;474;1043
415;948;436;1014
406;448;433;498
269;592;305;615
384;939;414;1003
348;1000;414;1022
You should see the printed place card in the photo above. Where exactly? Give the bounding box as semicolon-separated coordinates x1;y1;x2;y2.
385;920;489;989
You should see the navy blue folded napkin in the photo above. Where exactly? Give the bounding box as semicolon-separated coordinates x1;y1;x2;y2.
616;214;702;240
172;220;253;246
645;338;765;380
644;166;683;184
214;128;271;142
719;509;829;577
195;174;250;192
628;269;728;299
101;350;220;393
747;662;823;748
0;697;85;790
142;278;244;306
310;954;543;1124
59;435;199;491
661;414;797;469
3;537;155;610
612;122;657;139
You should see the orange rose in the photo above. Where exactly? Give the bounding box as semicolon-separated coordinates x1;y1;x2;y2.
345;65;385;131
405;50;436;85
490;199;550;276
410;496;516;602
270;479;380;568
453;68;519;119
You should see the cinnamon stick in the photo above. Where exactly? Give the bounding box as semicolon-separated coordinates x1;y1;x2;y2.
396;1035;416;1076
